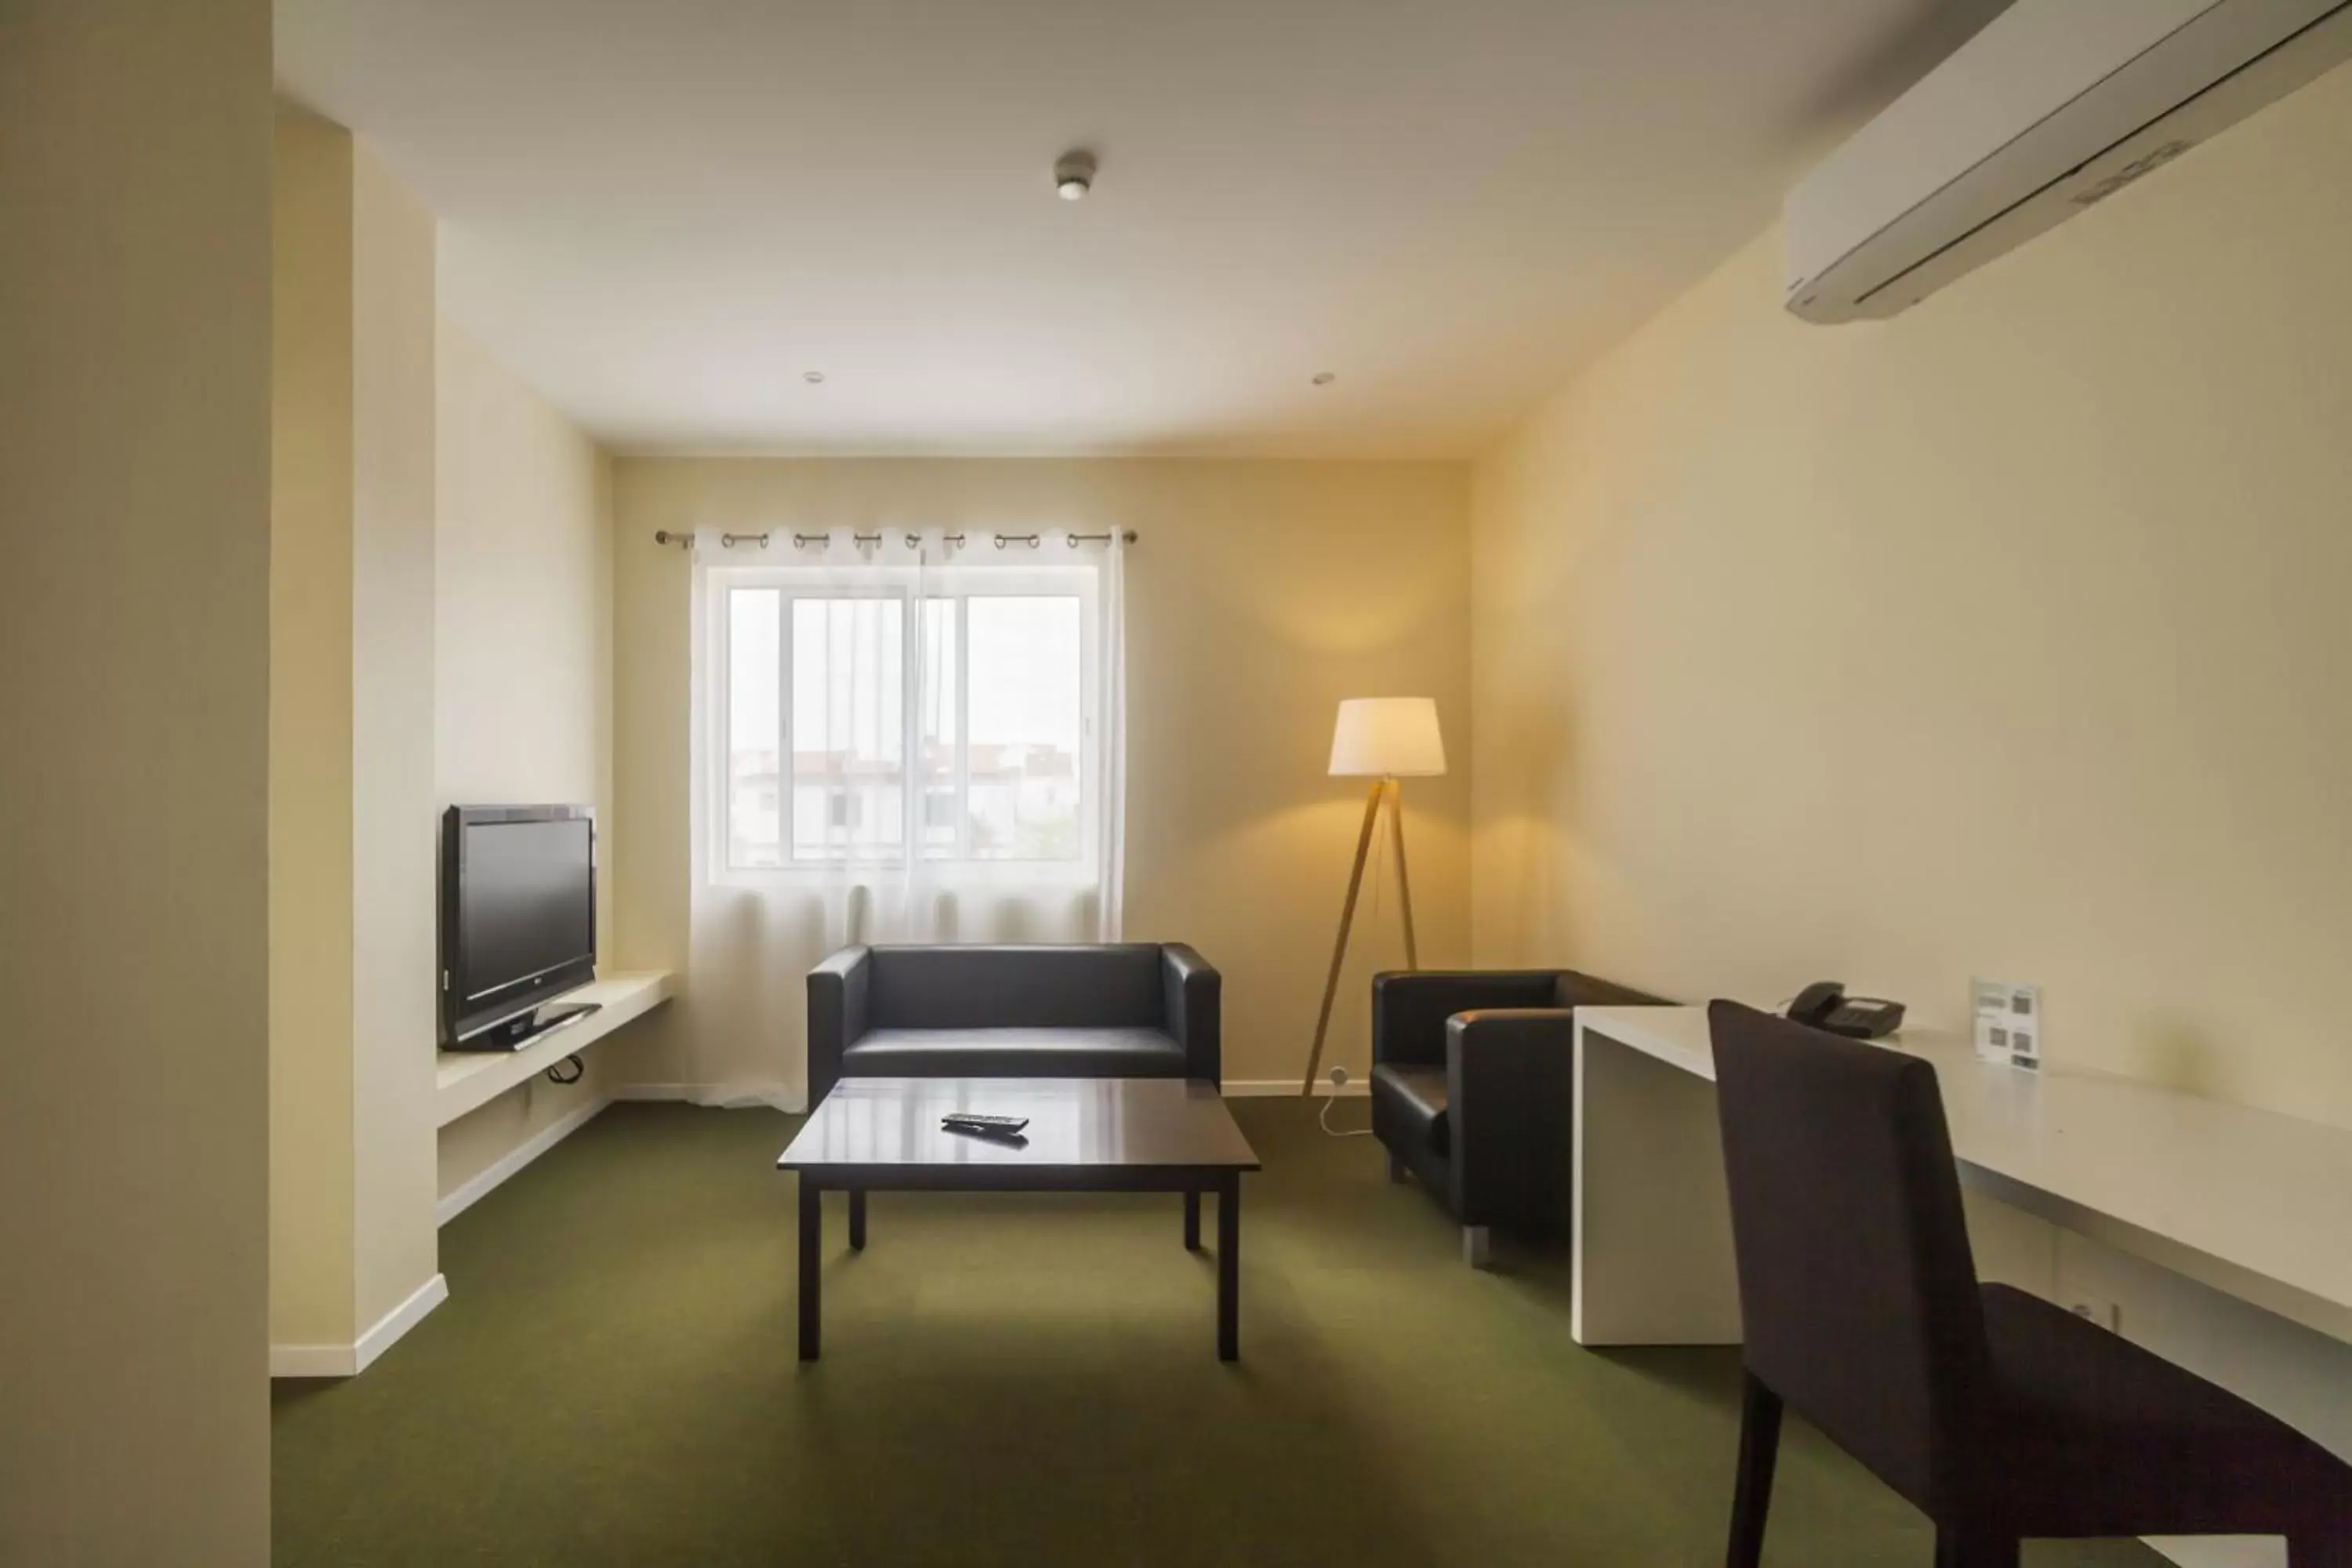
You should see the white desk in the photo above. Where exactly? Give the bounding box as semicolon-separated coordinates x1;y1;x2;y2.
1571;1005;2352;1348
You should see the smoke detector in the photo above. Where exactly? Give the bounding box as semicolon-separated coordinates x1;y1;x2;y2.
1054;149;1097;201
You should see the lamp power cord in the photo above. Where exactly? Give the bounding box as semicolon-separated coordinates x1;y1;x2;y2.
1319;1065;1374;1138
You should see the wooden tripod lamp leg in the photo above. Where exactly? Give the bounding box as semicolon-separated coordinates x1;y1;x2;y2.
1303;779;1386;1095
1387;776;1417;971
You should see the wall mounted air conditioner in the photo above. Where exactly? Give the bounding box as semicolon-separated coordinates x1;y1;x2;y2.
1784;0;2352;323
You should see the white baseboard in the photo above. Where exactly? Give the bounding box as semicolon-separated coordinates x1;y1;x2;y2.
1222;1077;1369;1098
610;1080;801;1112
2141;1538;2278;1567
436;1098;612;1227
270;1341;357;1379
355;1273;448;1374
270;1272;448;1380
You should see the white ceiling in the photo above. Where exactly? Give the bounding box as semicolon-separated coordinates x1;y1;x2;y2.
276;0;2007;458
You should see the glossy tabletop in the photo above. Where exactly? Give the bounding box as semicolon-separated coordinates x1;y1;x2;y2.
776;1077;1261;1175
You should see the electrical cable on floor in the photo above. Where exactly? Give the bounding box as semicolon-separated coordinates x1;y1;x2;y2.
1319;1090;1374;1138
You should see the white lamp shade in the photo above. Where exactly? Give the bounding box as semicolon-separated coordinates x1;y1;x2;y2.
1328;697;1446;778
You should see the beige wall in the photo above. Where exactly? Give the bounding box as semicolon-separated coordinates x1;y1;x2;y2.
612;459;1472;1094
1471;59;2352;1127
434;317;618;1200
348;138;443;1334
0;1;274;1558
272;111;363;1347
270;114;444;1356
1469;60;2352;1560
437;1065;614;1205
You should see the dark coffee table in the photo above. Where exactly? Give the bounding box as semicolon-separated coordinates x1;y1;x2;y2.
775;1076;1261;1361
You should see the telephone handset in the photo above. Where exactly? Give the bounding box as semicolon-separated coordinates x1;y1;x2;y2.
1787;982;1907;1040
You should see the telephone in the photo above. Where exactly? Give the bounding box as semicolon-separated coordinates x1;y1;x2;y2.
1787;982;1907;1040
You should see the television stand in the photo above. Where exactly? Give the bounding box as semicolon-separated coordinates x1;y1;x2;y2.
474;999;603;1053
436;973;672;1127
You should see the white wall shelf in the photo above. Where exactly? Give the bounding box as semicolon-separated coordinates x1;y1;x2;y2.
434;971;673;1127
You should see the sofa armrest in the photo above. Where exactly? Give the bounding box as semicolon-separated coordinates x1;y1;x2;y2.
1372;970;1563;1069
806;946;872;1105
1444;1008;1577;1232
1160;944;1221;1084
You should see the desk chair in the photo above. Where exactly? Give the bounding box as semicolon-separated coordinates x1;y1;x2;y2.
1708;1000;2351;1568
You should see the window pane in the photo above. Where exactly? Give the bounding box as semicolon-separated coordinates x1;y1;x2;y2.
716;574;1093;878
916;598;960;854
727;588;782;869
791;597;905;860
966;596;1082;860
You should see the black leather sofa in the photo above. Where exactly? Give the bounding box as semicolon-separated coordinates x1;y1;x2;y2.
806;943;1221;1104
1370;967;1671;1265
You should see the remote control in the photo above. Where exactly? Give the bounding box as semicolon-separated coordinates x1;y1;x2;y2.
941;1112;1029;1134
942;1122;1028;1145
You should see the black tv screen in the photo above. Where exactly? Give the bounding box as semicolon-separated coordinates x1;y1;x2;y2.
441;805;597;1048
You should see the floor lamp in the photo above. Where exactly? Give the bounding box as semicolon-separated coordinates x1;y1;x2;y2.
1302;697;1446;1095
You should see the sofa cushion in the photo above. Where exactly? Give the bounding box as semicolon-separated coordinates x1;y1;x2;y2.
867;945;1165;1030
1369;1063;1450;1158
840;1025;1188;1080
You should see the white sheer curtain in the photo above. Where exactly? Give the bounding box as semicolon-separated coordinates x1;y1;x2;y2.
684;527;1127;1107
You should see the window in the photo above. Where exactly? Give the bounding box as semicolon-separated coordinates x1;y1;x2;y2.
714;563;1100;876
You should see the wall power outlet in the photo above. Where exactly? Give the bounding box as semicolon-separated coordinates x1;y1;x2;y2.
2068;1295;2122;1334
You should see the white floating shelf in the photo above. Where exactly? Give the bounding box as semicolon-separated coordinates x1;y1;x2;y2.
434;971;673;1128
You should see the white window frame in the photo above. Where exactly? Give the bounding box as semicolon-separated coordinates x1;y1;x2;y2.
707;560;1102;886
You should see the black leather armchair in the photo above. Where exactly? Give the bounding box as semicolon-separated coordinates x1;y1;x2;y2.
1370;967;1670;1265
808;943;1221;1104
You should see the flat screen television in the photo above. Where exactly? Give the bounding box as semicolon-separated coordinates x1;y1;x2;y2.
440;804;597;1050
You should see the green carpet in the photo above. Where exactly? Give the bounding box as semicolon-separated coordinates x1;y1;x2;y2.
273;1101;2161;1566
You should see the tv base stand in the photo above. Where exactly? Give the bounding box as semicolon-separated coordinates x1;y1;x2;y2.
452;998;604;1054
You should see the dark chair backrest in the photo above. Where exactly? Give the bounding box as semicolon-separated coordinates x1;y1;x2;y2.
868;944;1163;1030
1555;971;1673;1010
1371;970;1562;1068
1707;1000;1990;1515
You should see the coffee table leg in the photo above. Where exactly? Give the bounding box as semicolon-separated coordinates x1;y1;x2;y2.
1183;1189;1201;1250
1217;1174;1240;1361
798;1176;822;1361
848;1188;866;1252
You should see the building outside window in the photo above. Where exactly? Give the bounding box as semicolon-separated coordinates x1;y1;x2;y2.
713;562;1099;880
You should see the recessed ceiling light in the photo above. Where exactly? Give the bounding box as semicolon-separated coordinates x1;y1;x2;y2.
1312;372;1336;386
1054;149;1097;201
803;370;826;384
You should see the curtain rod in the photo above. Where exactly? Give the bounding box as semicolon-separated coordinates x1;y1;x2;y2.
651;529;1137;551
